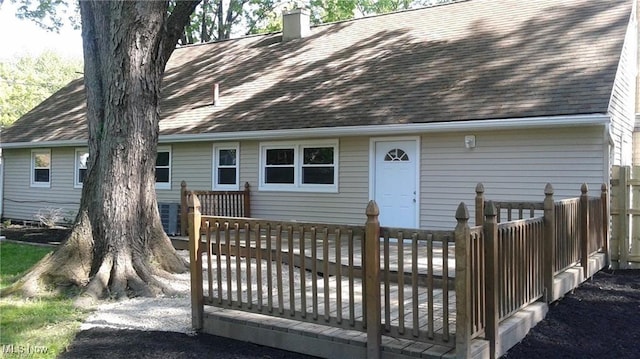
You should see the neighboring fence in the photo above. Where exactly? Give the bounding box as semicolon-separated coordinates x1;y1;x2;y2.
610;165;640;268
188;182;608;359
179;180;251;235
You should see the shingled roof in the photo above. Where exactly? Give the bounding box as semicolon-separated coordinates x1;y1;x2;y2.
3;0;634;144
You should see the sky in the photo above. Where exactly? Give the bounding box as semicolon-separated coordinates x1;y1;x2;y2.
0;1;83;61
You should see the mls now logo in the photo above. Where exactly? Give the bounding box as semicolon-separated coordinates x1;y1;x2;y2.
2;344;49;354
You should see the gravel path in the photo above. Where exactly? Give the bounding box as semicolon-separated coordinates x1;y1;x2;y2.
79;261;193;334
62;250;316;358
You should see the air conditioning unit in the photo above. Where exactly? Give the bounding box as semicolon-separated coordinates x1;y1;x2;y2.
158;202;179;236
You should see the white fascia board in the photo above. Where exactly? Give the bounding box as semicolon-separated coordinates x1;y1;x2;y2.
159;113;610;143
1;114;609;148
1;139;87;149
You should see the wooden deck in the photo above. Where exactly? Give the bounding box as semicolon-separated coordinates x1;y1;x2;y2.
192;236;467;358
183;183;610;358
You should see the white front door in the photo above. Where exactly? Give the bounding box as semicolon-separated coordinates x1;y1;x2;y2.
373;139;418;228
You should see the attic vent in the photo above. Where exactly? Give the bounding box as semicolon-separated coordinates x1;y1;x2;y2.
212;83;219;106
282;9;310;41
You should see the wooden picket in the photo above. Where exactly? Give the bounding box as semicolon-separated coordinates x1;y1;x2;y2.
610;166;640;268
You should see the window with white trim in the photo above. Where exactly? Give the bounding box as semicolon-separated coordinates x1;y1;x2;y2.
259;140;338;192
213;143;239;190
31;149;51;187
155;146;171;189
75;149;89;188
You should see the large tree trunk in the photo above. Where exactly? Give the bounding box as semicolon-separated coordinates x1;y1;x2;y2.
1;1;200;302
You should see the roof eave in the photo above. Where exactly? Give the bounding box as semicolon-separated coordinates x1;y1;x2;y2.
158;113;611;143
1;113;610;149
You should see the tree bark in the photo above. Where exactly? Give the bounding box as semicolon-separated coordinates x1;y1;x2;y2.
1;0;201;302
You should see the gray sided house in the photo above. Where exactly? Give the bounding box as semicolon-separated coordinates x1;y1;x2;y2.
1;0;638;231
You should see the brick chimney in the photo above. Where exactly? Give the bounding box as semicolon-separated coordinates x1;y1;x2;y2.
282;9;310;41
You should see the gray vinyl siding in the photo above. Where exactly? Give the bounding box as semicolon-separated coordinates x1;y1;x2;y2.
420;126;607;229
2;129;607;230
609;9;638;165
156;142;213;203
3;148;81;222
244;137;370;225
123;139;370;225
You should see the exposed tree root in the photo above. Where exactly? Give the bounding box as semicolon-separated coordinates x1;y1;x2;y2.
1;212;94;298
2;211;189;305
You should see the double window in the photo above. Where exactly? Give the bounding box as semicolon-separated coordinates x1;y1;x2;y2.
30;149;51;187
213;143;239;190
259;140;338;192
155;146;172;189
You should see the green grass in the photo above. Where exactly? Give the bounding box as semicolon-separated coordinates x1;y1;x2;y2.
0;243;53;290
0;242;88;358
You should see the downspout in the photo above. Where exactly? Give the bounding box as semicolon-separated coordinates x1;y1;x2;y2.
606;122;615;182
633;0;640;165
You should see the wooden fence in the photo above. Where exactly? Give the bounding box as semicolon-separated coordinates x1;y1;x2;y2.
188;182;608;359
179;180;251;235
610;165;640;268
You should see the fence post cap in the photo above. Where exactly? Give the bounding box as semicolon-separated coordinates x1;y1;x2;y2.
475;183;484;194
484;200;497;217
181;180;187;188
601;183;607;193
366;200;380;217
544;183;554;195
244;182;250;190
455;202;469;221
581;183;588;195
187;192;201;211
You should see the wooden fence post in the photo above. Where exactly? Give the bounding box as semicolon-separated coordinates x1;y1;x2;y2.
601;183;609;267
483;201;499;359
243;182;251;217
364;200;381;359
188;193;203;330
180;180;188;236
619;166;630;269
475;183;485;227
543;183;555;303
580;183;589;278
454;202;472;359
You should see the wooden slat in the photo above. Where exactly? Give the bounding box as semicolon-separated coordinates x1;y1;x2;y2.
397;231;405;335
256;223;263;311
288;226;295;317
245;222;253;309
235;223;242;308
276;225;284;314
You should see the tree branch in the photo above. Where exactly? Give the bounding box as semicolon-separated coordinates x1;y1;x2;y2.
160;0;202;66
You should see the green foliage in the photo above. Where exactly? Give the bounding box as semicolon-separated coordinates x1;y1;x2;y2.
177;0;252;43
12;0;81;32
0;51;82;127
245;0;281;35
310;0;357;24
0;242;87;358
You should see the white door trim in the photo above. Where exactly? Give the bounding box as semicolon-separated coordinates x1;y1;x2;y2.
369;136;421;228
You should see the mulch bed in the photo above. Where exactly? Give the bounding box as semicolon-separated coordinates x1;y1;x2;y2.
5;226;640;358
503;269;640;358
59;329;318;359
1;226;70;246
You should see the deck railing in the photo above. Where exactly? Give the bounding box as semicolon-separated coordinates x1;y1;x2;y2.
496;216;545;319
379;227;456;344
189;182;609;359
554;198;581;273
180;180;251;235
